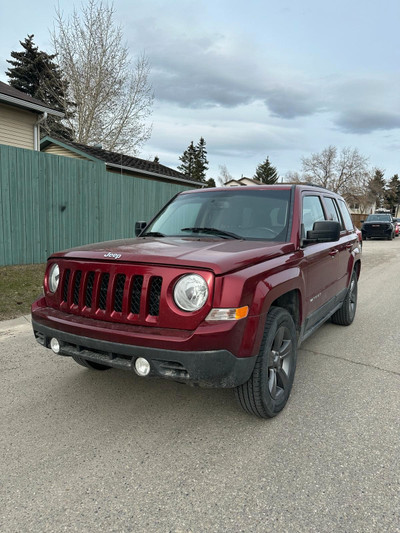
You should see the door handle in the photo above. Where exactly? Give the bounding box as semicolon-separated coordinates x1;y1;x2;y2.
329;249;339;257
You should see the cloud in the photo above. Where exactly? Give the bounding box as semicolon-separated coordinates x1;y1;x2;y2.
335;110;400;134
263;86;322;119
122;1;400;148
327;76;400;133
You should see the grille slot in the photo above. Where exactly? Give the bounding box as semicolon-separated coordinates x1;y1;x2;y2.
114;274;126;312
98;273;110;310
62;269;70;302
130;275;143;314
73;271;82;305
149;276;162;316
85;271;95;308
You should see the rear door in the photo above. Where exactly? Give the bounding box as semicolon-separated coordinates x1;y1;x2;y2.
322;195;353;296
300;194;341;330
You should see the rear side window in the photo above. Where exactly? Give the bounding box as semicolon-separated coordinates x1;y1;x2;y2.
324;197;343;229
337;199;354;231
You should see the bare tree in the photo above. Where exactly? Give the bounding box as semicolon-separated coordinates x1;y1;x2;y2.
52;0;153;154
300;146;370;197
217;164;234;185
301;146;336;189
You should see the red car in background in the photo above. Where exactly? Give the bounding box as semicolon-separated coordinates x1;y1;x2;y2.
395;219;400;237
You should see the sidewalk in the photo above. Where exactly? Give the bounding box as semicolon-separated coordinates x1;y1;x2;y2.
0;314;31;332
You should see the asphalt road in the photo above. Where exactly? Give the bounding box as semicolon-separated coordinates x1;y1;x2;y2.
1;239;399;533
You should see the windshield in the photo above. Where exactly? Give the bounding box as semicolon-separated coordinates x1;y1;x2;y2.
142;188;292;241
366;214;391;222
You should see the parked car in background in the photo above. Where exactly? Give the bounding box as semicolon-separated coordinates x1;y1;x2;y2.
361;213;395;240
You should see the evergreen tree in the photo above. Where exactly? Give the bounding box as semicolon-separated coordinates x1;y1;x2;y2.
254;157;279;184
6;34;73;139
193;137;209;182
368;169;386;209
384;174;400;214
178;141;197;178
178;137;209;183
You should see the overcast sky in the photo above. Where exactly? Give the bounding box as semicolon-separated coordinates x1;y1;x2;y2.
1;0;399;182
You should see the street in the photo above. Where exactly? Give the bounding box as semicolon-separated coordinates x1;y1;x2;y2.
1;239;399;533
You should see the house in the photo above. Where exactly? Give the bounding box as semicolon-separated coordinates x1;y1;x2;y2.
40;136;201;187
224;177;262;187
0;81;63;151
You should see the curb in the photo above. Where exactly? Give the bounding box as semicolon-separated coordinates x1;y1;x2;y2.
0;314;31;332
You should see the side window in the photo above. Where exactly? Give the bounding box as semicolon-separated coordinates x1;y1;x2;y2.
302;195;325;235
337;199;354;231
324;197;344;229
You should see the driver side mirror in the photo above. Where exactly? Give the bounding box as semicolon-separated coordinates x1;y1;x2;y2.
135;221;147;236
303;220;341;245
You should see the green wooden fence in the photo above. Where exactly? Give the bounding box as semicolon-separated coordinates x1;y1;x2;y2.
0;145;194;266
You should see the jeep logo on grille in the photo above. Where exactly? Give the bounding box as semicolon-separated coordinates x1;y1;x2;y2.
104;252;121;259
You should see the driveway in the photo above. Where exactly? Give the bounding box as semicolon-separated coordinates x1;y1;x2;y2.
1;239;399;532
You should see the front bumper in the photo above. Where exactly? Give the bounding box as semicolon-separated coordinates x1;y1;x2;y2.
32;319;257;388
362;225;392;239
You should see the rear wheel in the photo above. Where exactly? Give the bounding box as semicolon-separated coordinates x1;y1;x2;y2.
235;307;297;418
72;354;111;370
331;270;358;326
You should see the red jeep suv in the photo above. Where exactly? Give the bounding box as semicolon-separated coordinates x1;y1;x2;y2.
32;185;361;418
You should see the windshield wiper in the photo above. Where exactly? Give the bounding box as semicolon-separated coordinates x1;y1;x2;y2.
142;231;165;237
181;227;242;240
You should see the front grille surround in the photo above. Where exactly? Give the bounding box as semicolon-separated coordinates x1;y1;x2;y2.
48;259;213;329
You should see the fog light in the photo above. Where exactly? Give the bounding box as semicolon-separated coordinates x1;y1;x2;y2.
50;338;61;354
135;357;150;376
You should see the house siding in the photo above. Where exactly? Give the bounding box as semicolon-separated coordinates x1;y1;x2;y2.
42;144;88;160
0;103;36;149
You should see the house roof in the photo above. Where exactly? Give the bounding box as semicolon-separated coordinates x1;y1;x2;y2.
40;136;202;186
0;81;64;116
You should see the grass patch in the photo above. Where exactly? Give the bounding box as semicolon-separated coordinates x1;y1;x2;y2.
0;264;46;321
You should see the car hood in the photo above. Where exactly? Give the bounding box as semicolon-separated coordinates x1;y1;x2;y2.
50;237;296;275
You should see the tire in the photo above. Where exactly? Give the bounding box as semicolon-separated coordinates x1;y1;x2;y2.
235;307;297;418
71;354;111;371
331;270;358;326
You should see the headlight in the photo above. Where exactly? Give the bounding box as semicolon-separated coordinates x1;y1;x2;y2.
48;263;60;293
174;274;208;312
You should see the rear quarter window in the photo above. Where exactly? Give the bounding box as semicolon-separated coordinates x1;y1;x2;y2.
323;196;344;229
337;199;354;231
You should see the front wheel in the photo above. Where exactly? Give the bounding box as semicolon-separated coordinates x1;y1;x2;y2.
235;307;297;418
331;270;358;326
